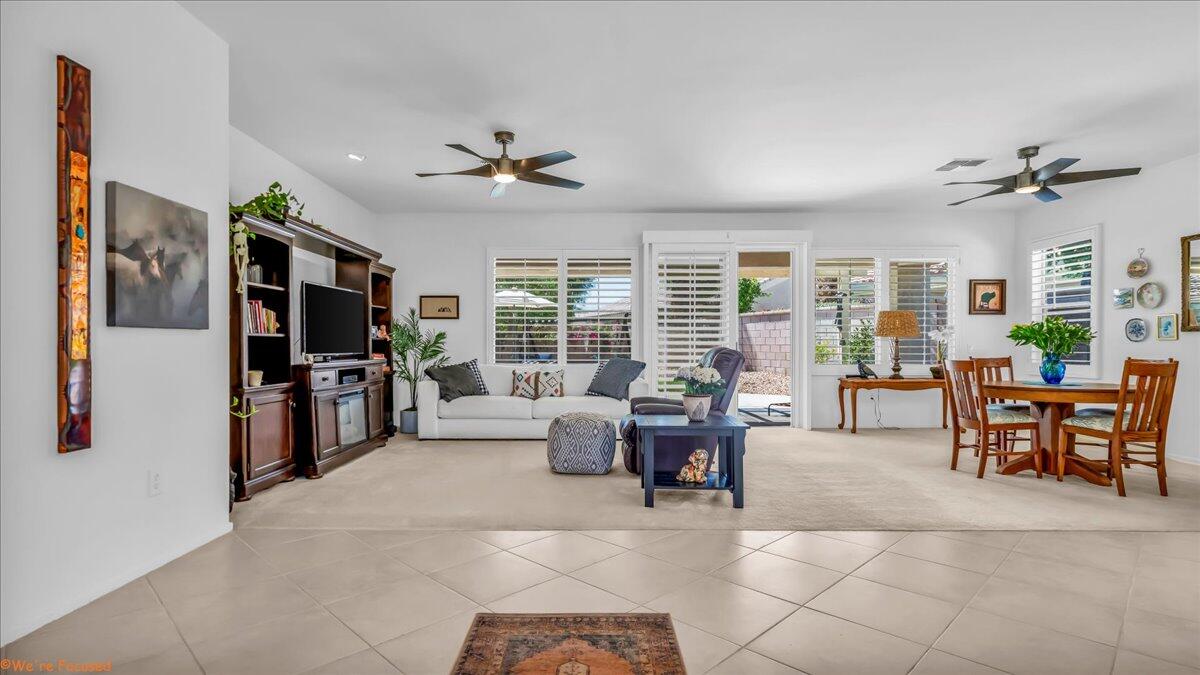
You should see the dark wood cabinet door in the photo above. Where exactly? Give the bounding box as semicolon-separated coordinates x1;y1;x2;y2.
314;391;340;461
245;390;294;480
368;383;385;437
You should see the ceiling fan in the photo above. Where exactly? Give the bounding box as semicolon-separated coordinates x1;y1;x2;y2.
944;146;1140;206
416;131;583;198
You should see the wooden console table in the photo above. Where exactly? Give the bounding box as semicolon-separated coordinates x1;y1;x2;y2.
837;377;947;433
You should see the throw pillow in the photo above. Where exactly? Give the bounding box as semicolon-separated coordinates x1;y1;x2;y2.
537;369;565;398
586;357;646;400
464;359;489;395
425;361;484;402
511;369;539;399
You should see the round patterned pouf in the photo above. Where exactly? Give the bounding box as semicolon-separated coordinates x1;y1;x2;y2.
547;412;616;475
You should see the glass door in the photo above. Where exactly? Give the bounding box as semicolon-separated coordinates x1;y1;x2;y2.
336;390;367;447
735;250;793;426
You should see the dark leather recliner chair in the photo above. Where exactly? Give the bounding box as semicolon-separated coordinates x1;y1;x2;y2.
620;347;746;475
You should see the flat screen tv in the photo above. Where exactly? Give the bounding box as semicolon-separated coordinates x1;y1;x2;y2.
301;282;366;357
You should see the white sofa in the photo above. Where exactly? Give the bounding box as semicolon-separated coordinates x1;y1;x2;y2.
416;363;649;439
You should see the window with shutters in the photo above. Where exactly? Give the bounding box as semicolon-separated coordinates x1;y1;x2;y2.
813;257;878;365
1030;228;1099;370
490;251;635;364
654;251;731;392
889;260;953;364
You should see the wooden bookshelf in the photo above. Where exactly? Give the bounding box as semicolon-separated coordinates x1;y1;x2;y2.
370;262;396;435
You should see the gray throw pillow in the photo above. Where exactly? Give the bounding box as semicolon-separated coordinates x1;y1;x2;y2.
586;358;646;400
425;362;484;402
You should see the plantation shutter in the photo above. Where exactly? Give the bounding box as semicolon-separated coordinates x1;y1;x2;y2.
493;257;560;364
654;251;731;392
813;258;878;365
1031;237;1094;364
889;260;952;364
566;256;633;363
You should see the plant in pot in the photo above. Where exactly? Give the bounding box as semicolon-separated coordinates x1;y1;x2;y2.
1007;316;1096;384
673;366;726;421
927;327;952;378
227;182;304;294
391;308;448;434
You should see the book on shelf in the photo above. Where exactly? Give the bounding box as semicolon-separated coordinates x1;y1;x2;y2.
245;300;280;335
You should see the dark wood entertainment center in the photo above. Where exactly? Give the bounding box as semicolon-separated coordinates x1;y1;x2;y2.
229;214;395;501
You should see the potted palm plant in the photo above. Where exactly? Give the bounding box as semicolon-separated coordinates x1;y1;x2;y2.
1007;316;1097;384
390;308;448;434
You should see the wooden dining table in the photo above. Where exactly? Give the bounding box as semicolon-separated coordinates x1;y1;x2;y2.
981;380;1132;486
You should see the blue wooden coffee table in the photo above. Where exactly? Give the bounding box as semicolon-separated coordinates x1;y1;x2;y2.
630;414;748;508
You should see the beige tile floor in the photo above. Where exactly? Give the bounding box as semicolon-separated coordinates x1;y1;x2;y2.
3;529;1198;674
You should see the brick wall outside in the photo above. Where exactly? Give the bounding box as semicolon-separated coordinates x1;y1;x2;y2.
738;309;791;374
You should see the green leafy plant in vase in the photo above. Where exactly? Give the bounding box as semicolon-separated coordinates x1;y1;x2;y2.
391;308;449;434
227;182;305;294
673;366;726;421
1007;317;1096;384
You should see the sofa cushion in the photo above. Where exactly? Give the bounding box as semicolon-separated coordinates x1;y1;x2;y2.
425;361;485;402
586;358;647;400
537;369;565;398
532;395;628;420
439;395;533;419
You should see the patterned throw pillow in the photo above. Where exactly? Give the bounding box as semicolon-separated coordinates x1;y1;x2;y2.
465;359;489;395
511;370;539;399
537;369;565;398
585;360;609;397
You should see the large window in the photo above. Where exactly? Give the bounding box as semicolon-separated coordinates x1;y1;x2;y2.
814;252;956;367
491;251;634;364
653;250;732;392
1030;228;1098;369
889;260;952;365
813;258;877;365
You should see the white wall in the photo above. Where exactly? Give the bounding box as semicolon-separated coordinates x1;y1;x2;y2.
230;126;382;252
378;211;1017;427
1;0;230;644
1012;154;1200;462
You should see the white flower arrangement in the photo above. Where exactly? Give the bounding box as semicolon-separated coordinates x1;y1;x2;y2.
927;327;953;361
674;365;726;396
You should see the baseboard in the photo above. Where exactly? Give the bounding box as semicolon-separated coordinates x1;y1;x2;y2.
1167;452;1199;465
2;520;233;646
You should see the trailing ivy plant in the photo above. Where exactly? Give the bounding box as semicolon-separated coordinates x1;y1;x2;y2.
229;396;259;419
229;181;304;223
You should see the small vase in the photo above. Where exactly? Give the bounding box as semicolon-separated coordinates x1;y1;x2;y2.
1039;353;1066;385
681;394;712;422
929;365;944;379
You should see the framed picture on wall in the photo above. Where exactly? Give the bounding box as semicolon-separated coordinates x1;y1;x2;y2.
420;295;460;319
1157;313;1179;340
968;279;1006;315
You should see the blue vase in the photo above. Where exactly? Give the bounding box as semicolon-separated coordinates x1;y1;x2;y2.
1040;353;1066;385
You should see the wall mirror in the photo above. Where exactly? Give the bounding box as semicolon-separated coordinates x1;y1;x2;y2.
1184;233;1200;332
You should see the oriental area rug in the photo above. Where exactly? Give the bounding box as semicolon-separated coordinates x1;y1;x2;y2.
451;613;686;674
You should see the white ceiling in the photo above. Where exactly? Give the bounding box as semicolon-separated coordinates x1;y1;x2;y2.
184;1;1198;214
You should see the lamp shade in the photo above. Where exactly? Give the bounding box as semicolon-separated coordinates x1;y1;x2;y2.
875;310;920;338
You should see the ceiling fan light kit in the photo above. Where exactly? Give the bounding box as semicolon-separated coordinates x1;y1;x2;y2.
416;130;583;198
944;145;1140;206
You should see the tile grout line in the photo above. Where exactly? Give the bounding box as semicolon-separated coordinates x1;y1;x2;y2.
142;574;209;675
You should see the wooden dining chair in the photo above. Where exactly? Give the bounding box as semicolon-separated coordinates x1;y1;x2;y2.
973;356;1032;461
1058;358;1179;497
944;359;1043;478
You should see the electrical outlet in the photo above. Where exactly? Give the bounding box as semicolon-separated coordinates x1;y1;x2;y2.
147;470;162;497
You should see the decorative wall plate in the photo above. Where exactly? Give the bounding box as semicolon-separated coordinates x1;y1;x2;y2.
1125;318;1148;342
1127;248;1149;278
1136;281;1164;308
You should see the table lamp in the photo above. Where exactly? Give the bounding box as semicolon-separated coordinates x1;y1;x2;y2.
875;310;920;379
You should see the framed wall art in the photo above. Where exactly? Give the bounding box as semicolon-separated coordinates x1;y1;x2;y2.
57;55;92;453
968;279;1006;315
420;295;460;319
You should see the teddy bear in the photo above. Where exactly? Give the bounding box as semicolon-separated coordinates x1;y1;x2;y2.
676;449;709;483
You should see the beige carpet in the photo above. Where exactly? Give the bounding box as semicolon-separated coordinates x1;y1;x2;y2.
234;428;1200;531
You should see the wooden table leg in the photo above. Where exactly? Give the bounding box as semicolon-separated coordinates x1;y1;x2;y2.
837;383;847;430
941;388;948;429
850;387;859;434
643;432;655;508
997;402;1112;486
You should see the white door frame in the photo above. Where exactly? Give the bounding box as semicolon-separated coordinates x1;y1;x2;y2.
643;230;813;429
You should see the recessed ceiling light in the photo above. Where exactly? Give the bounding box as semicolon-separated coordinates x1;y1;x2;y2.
347;153;365;162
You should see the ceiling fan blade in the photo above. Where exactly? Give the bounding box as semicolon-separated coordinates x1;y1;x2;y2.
445;144;498;166
947;186;1014;206
515;150;576;174
943;175;1016;188
1033;158;1080;183
415;165;495;178
490;182;506;198
1034;187;1062;203
517;171;584;190
1044;168;1141;186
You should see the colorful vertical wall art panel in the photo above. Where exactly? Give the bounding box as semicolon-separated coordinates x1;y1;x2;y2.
57;55;92;453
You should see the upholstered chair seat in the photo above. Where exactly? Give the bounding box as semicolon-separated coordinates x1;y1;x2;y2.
1063;409;1131;432
983;406;1036;425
